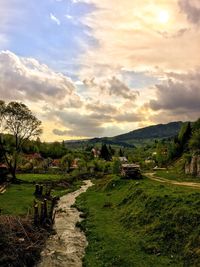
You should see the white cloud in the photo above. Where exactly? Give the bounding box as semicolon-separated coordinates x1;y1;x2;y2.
83;76;139;101
149;70;200;112
0;51;82;108
76;0;200;79
65;14;73;20
50;13;61;25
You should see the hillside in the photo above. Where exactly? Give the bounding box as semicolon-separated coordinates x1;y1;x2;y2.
64;122;183;148
76;175;200;267
113;121;183;143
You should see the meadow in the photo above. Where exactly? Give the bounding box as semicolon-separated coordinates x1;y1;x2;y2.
76;174;200;267
0;173;82;215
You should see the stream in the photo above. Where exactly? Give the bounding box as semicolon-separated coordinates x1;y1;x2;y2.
37;180;93;267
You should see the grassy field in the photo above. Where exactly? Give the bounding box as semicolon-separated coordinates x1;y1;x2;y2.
0;183;35;215
76;175;200;267
0;173;82;215
17;173;66;182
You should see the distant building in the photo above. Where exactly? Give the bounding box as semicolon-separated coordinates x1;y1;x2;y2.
153;166;167;171
121;164;141;179
119;157;128;163
91;148;101;158
145;158;155;164
70;158;80;170
51;159;60;167
25;153;43;162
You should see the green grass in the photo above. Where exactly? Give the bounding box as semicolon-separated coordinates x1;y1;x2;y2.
0;183;35;215
155;169;200;182
17;173;66;182
0;173;82;215
76;175;200;267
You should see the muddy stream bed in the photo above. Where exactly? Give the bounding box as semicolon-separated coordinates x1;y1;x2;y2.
37;180;93;267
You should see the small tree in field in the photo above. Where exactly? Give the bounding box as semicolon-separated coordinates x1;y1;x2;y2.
0;101;42;182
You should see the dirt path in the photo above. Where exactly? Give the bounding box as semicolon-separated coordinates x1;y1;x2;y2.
146;173;200;189
37;180;93;267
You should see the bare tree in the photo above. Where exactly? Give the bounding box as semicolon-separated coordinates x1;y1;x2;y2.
0;101;42;182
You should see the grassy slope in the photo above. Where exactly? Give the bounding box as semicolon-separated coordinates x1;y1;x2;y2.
76;175;200;267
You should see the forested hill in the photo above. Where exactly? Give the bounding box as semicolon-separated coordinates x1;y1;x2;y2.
112;121;183;142
64;121;184;148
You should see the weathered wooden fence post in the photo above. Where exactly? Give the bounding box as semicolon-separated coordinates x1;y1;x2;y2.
34;203;39;225
40;202;44;224
34;184;40;195
39;185;43;196
43;199;48;221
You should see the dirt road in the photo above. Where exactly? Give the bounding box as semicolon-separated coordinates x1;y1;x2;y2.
146;172;200;189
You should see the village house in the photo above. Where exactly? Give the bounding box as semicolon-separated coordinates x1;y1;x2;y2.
70;158;80;170
119;156;128;163
121;163;141;179
25;153;43;163
91;148;101;158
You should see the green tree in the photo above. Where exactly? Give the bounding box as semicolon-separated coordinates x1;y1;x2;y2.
119;148;124;157
109;145;115;156
178;122;192;152
0;101;42;182
100;144;111;161
61;154;73;172
189;129;200;151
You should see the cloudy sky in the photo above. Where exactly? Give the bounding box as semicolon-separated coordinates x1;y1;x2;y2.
0;0;200;141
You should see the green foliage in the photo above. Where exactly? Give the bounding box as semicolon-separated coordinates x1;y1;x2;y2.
189;129;200;151
113;121;183;142
192;118;200;132
119;148;124;157
112;160;121;174
61;154;74;171
0;101;42;180
178;122;191;152
90;159;105;173
100;144;112;161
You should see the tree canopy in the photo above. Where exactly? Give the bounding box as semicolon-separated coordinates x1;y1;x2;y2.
0;101;42;181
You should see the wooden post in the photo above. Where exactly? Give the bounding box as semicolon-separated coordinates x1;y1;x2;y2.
49;197;57;220
39;185;43;196
35;184;40;195
34;203;39;225
45;187;51;197
40;202;44;224
44;199;48;221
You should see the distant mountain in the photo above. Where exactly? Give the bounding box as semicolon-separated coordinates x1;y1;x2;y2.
64;122;184;148
112;121;183;143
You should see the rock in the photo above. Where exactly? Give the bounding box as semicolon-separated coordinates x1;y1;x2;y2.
185;155;200;177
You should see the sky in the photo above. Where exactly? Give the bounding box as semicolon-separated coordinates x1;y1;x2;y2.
0;0;200;141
